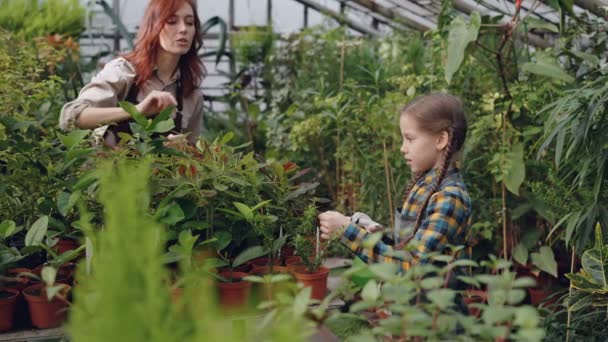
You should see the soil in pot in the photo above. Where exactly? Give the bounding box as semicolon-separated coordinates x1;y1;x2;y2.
0;288;19;332
292;266;330;300
23;284;71;329
54;238;81;255
217;271;251;309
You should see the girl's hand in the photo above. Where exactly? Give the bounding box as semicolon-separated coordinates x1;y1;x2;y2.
136;90;177;116
318;211;350;240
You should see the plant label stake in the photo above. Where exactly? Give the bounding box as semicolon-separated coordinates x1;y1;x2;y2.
278;226;283;259
316;226;320;257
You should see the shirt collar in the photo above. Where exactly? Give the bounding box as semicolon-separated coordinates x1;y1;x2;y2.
419;161;460;185
152;66;181;85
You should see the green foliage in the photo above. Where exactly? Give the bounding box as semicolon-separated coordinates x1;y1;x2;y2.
445;12;481;84
68;157;309;341
0;0;84;39
232;26;274;65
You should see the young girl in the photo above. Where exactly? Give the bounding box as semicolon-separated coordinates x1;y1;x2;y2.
319;93;472;272
60;0;205;147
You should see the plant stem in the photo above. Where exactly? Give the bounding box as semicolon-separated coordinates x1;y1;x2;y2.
566;247;576;342
382;139;394;228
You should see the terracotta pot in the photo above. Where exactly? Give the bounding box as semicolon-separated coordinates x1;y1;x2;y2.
292;266;330;300
280;245;295;259
463;290;487;318
54;238;80;255
285;256;303;272
528;288;557;308
5;268;31;329
0;288;20;332
23;284;71;329
217;271;251;309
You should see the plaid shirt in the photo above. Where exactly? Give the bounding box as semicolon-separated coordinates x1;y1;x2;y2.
341;166;472;272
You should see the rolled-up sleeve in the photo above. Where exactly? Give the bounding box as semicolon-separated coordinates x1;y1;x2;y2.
340;186;469;272
59;58;135;131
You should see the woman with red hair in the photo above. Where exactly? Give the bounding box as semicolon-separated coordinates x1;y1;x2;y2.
60;0;205;146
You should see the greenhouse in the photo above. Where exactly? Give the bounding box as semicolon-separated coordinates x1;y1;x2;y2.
2;0;608;340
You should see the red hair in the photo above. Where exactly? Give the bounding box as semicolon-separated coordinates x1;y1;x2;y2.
123;0;205;97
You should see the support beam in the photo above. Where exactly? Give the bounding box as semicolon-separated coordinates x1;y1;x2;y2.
453;0;552;48
574;0;608;17
267;0;272;27
292;0;381;36
113;0;120;52
349;0;436;31
303;5;309;28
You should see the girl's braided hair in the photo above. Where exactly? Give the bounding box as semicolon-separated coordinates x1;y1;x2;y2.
396;93;467;249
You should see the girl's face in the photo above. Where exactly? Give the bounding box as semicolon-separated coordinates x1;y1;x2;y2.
159;2;195;57
399;113;447;174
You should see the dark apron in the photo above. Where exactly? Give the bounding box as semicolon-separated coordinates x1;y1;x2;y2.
103;79;183;147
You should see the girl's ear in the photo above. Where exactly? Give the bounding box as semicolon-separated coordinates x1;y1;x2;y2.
436;131;449;151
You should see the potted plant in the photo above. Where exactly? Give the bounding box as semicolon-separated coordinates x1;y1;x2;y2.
209;244;266;309
0;287;19;332
22;266;71;329
291;204;330;300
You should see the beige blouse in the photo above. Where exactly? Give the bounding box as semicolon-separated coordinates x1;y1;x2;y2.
60;57;204;144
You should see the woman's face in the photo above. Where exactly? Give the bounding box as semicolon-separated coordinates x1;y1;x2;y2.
159;2;195;56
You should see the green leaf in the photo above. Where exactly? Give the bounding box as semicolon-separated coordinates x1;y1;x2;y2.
159;202;185;225
427;289;455;310
445;12;480;84
151;119;174;134
504;143;526;195
56;191;81;217
421;276;444;289
522;17;559;33
65;148;95;162
25;216;48;247
368;263;398;281
119;101;148;127
361;279;380;302
0;220;17;239
150;105;174;129
580;224;608;288
513;276;537;288
233;245;266;267
213;231;232;252
41;266;56;287
271;233;288;254
513;306;540;329
513;243;529;265
521;61;574;83
57;130;89;149
362;232;383;249
233;202;253;221
531;246;558;278
294;287;312;315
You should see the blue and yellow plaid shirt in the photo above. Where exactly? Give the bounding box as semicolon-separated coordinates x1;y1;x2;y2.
341;166;472;272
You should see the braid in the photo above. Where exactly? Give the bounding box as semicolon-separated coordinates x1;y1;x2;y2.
401;172;425;207
397;129;455;249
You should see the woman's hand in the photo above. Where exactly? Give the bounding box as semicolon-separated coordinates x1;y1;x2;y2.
318;211;350;240
136;90;177;116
